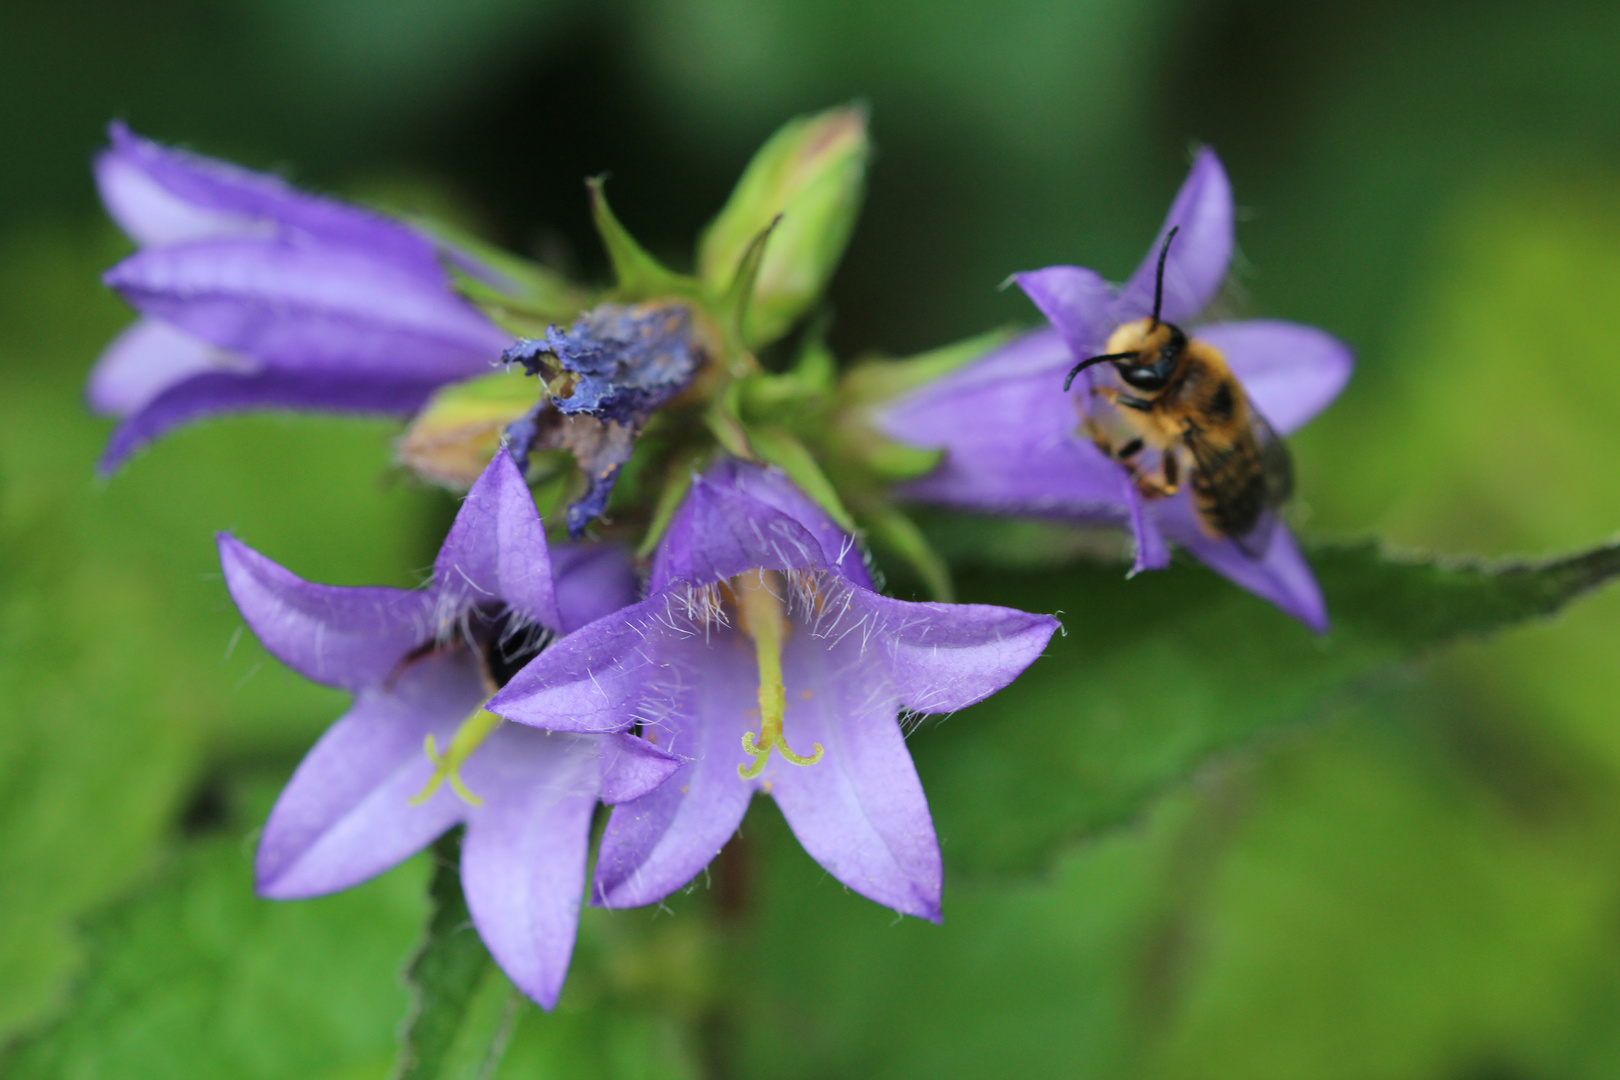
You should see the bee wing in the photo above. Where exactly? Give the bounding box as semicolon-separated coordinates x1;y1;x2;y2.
1181;405;1294;559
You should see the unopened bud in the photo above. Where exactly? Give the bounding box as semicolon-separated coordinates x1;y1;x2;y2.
396;367;540;488
698;105;869;348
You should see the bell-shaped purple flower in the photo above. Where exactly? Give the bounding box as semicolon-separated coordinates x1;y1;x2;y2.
218;451;677;1009
485;461;1058;922
90;123;512;475
877;149;1352;631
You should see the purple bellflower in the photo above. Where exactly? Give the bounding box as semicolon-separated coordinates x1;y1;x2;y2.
90;123;511;475
217;451;677;1008
877;149;1352;631
485;460;1058;922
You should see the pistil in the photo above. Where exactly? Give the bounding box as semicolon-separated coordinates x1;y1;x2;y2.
730;570;823;779
411;707;503;806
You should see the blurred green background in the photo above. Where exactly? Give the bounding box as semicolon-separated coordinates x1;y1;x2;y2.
5;0;1620;1077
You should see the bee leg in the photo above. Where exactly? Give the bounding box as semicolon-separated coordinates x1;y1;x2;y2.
1132;470;1175;500
1079;416;1117;459
1094;386;1154;413
1116;438;1145;460
1160;448;1180;495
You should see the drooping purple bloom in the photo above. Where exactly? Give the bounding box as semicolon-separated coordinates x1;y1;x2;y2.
90;123;511;475
485;460;1058;922
503;302;704;537
218;451;677;1009
877;149;1353;631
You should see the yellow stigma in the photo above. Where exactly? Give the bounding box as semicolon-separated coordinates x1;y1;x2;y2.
729;570;823;780
411;707;503;807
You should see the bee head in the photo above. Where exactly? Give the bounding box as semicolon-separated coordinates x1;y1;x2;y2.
1101;317;1186;393
1059;225;1188;396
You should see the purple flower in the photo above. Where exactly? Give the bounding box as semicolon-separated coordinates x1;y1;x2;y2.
90;123;511;475
218;451;677;1008
877;149;1352;631
485;461;1058;922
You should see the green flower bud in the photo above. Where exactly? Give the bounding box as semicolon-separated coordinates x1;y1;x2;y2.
698;105;870;348
396;366;540;487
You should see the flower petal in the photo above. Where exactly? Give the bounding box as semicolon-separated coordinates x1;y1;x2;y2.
255;652;478;898
103;237;508;380
878;329;1130;517
766;623;941;920
434;452;563;632
98;123;439;268
218;532;434;692
85;317;255;417
1011;265;1113;360
596;732;681;805
95;131;272;247
834;588;1058;716
591;633;758;908
486;597;664;734
1196;319;1355;436
703;460;872;587
1152;495;1328;632
550;543;639;633
648;471;828;592
1122;471;1171;575
1116;147;1233;325
459;726;600;1010
99;368;441;477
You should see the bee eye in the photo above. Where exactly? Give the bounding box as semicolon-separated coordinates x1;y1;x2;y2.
1118;364;1167;391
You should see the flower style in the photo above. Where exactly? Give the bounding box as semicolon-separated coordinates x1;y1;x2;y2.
218;451;677;1008
90;123;511;475
485;460;1059;921
876;149;1353;631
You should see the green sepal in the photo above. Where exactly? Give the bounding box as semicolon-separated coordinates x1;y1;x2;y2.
714;217;781;356
840;327;1017;405
791;323;839;392
636;448;705;559
698;104;871;348
857;434;943;483
409;213;590;331
858;500;955;601
746;424;859;534
704;381;755;459
396;367;542;488
587;177;692;300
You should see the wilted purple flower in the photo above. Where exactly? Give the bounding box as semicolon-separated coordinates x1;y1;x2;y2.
485;461;1058;921
503;302;705;538
877;149;1352;631
218;451;676;1008
90;123;511;475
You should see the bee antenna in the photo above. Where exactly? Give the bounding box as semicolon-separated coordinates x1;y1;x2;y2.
1062;351;1139;393
1149;225;1179;331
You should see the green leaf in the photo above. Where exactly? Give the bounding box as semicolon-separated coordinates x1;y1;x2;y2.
0;224;444;1041
391;833;504;1080
1;783;430;1080
914;536;1620;877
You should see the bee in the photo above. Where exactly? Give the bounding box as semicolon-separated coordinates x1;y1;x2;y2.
1062;227;1292;555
